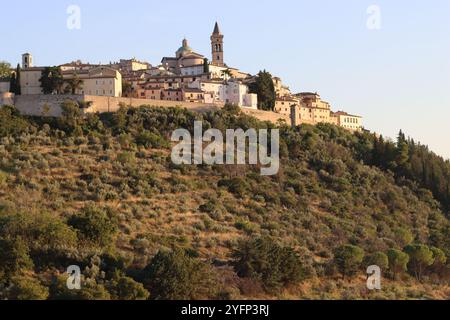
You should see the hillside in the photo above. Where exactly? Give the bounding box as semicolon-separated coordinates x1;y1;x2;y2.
0;103;449;300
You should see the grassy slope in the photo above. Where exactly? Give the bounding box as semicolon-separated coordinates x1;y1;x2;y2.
0;105;449;299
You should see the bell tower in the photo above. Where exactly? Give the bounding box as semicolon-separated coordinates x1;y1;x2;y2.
211;22;224;67
22;53;33;69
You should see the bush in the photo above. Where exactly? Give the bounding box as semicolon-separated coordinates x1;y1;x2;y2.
107;275;150;300
7;275;49;300
218;178;249;197
50;275;111;300
233;237;306;293
117;152;136;165
363;252;389;274
0;170;7;187
68;205;118;247
0;238;34;276
404;244;435;281
429;247;447;275
387;248;409;280
142;249;217;300
333;245;364;279
135;130;169;149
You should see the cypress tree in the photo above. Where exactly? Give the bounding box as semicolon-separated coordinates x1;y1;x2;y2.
9;72;16;94
15;64;21;95
203;58;209;74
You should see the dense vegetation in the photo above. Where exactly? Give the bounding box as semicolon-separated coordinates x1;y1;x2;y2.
0;102;449;300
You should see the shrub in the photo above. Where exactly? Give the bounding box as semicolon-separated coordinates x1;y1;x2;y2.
218;178;249;197
0;238;34;276
233;237;306;293
142;249;217;300
68;205;118;247
7;275;49;300
387;248;409;280
333;245;365;279
50;275;111;300
429;247;447;275
135;130;169;149
117;152;136;165
404;244;435;281
107;275;150;300
0;170;7;187
363;252;389;274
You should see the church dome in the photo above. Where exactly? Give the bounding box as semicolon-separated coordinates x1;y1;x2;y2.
176;38;193;58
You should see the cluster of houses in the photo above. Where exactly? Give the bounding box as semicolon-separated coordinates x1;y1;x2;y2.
275;93;363;131
1;22;363;131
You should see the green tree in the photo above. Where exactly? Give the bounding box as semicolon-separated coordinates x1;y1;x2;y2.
404;244;435;281
59;100;83;135
363;252;389;273
203;58;210;74
333;245;364;279
393;227;414;248
0;61;12;79
64;73;84;94
0;238;34;276
143;249;217;300
429;247;447;275
107;274;150;300
122;80;133;97
387;249;410;280
249;70;276;111
50;275;111;300
39;67;64;94
222;68;232;79
8;276;49;300
68;205;118;247
9;72;16;94
233;237;306;292
396;130;410;175
0;105;29;137
14;64;21;95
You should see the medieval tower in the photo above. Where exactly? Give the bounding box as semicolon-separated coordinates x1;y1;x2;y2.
211;22;224;67
22;53;33;69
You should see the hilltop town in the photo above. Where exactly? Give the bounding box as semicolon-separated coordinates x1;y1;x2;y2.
0;22;362;131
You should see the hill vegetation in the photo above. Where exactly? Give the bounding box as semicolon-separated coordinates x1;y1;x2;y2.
0;102;449;300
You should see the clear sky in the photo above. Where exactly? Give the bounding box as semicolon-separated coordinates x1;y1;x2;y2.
2;0;450;158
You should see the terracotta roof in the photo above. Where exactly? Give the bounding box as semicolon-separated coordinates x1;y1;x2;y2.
333;111;362;118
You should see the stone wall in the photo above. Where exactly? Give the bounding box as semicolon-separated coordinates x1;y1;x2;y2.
11;94;294;127
82;95;223;114
15;94;83;117
242;108;291;125
0;82;10;94
0;92;15;107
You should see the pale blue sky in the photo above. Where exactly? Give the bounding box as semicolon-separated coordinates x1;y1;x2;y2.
2;0;449;158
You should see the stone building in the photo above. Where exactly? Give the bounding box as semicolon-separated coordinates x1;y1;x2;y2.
211;22;225;67
19;53;122;97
